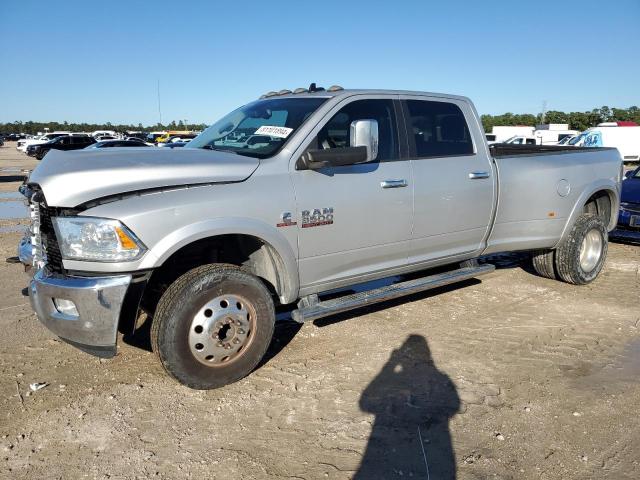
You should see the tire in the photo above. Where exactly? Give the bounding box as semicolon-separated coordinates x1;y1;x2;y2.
555;213;608;285
151;264;275;389
531;249;557;279
36;150;46;160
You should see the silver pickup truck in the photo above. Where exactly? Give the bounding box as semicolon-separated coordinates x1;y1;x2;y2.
16;86;622;389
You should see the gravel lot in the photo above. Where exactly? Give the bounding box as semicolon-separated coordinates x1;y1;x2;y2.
1;142;639;479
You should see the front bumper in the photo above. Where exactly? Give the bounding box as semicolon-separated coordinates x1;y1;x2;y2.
29;269;132;357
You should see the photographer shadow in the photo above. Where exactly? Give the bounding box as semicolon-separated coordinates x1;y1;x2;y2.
355;335;460;479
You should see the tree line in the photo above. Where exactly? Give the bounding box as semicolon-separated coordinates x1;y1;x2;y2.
481;106;640;133
0;120;208;135
1;105;639;135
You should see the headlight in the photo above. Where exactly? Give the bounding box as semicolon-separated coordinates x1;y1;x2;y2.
52;217;146;262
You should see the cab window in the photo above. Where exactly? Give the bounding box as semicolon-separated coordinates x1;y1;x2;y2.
404;100;474;158
312;99;398;161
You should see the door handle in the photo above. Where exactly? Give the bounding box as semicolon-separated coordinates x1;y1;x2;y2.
468;171;490;179
381;179;408;189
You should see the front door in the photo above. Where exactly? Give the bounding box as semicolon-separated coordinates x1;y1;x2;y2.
400;97;495;264
291;97;412;291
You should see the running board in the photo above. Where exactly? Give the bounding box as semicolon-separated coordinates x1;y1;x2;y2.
291;264;495;323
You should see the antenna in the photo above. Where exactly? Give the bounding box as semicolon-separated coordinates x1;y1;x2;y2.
541;100;547;124
157;79;163;126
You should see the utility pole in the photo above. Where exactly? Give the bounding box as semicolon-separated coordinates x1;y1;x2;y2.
157;79;163;127
541;100;547;125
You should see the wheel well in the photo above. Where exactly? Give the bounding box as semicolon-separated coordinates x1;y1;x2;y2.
584;190;613;227
141;234;286;316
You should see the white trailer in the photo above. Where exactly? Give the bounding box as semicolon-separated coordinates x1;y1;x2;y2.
583;126;640;162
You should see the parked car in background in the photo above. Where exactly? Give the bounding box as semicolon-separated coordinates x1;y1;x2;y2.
557;135;575;145
490;125;535;143
91;130;118;139
125;137;154;146
18;132;71;152
533;124;578;145
125;131;147;140
146;131;167;143
161;140;189;148
157;134;197;147
503;135;537;145
28;135;96;159
611;165;640;242
155;131;193;144
85;139;151;149
0;137;4;147
582;125;640;162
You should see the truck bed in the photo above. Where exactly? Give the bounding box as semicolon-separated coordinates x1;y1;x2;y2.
489;144;611;157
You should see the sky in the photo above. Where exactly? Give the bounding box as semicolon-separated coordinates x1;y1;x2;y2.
1;0;639;125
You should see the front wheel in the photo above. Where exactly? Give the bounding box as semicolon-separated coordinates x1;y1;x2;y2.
555;213;608;285
151;264;275;389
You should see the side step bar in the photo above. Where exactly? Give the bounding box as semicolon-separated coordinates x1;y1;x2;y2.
291;264;495;323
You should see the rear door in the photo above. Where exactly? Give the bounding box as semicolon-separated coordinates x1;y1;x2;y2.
400;96;495;263
291;96;412;290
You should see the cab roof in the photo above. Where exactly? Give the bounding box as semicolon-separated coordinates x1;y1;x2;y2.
259;87;471;104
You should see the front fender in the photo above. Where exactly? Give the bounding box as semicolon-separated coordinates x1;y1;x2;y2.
138;217;300;304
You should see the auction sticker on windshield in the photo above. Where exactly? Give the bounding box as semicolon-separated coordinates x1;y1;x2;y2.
254;126;293;138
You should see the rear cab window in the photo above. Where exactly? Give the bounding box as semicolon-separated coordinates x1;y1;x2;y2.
403;99;475;158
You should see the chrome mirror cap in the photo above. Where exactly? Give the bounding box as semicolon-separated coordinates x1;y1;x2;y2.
350;119;379;162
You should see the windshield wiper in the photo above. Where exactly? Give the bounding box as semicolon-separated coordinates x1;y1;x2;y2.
200;145;266;159
201;145;239;154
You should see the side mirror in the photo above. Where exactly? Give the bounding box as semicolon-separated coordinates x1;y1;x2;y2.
350;119;378;162
297;119;379;170
624;170;633;179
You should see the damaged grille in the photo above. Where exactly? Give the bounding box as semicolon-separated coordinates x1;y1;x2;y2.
28;188;64;273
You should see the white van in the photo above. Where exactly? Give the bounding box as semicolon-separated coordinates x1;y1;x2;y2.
582;126;640;162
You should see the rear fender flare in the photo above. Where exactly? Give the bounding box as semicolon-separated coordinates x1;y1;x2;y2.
555;180;620;247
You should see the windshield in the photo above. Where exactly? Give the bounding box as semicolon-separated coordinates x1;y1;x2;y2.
504;136;523;144
568;133;585;145
187;97;327;158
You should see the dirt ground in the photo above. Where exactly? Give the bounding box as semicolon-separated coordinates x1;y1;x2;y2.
0;142;639;479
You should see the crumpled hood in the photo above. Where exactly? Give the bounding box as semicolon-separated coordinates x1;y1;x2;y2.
29;147;260;207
